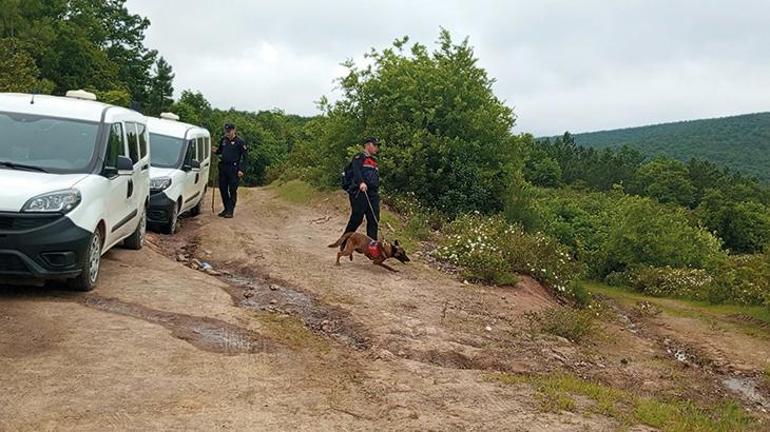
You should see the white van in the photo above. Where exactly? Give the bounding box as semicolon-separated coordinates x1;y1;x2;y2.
147;114;211;233
0;91;150;291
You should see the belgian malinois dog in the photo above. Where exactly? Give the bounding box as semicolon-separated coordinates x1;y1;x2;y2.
328;232;410;272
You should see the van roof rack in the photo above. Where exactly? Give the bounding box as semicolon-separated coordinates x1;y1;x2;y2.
65;90;98;101
160;112;180;121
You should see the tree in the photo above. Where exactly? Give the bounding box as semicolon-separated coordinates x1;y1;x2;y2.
602;196;723;274
0;0;160;104
145;57;174;115
525;155;562;187
0;38;53;93
286;29;523;215
697;189;770;254
170;90;212;126
629;158;695;207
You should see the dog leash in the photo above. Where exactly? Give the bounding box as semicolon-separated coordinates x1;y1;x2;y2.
363;190;382;240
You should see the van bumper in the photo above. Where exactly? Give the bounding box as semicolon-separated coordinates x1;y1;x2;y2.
148;192;176;224
0;213;92;279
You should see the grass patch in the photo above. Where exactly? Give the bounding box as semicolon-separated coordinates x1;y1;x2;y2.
490;372;756;431
586;281;770;338
255;313;330;353
525;307;598;343
272;179;320;204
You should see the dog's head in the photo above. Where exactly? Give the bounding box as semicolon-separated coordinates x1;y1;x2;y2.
389;240;411;263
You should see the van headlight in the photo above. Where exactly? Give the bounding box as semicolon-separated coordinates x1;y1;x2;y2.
22;189;81;214
150;177;172;192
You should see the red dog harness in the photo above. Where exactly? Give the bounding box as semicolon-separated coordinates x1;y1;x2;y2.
367;241;383;259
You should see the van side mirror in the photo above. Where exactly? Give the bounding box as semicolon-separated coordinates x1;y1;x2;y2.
183;160;201;172
117;155;134;176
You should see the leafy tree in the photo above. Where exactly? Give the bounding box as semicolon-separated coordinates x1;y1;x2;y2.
697;189;770;253
0;0;159;106
629;158;695;207
281;29;523;215
0;37;53;93
601;196;723;274
170;90;212;127
145;57;174;115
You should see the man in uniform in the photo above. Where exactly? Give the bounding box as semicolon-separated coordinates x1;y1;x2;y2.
212;123;247;218
343;137;381;240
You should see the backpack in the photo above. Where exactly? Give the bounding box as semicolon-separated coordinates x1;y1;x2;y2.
340;160;354;191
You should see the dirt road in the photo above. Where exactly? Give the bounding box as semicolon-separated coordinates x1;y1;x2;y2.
1;185;768;431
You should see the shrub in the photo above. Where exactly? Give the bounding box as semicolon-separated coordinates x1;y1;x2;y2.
708;254;770;305
434;214;585;299
601;196;724;275
612;266;715;300
525;307;597;343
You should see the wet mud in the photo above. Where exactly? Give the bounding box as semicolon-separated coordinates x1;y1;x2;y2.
80;295;278;355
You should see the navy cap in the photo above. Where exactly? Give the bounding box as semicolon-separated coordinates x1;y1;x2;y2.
363;137;380;146
224;123;236;131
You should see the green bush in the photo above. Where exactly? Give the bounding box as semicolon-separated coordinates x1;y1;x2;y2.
708;254;770;305
434;215;585;299
601;196;724;275
525;307;597;343
609;266;715;300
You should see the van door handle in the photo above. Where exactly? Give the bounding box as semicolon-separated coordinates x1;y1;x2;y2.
127;179;134;198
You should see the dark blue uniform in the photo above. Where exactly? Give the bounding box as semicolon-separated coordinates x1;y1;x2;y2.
343;152;380;239
215;136;247;215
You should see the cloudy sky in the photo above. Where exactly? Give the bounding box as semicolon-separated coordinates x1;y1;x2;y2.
127;0;770;136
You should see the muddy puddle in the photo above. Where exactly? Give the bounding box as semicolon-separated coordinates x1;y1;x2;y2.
723;376;770;412
81;295;278;355
150;231;371;350
222;273;370;350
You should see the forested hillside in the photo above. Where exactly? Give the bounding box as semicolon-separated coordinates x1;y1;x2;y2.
567;112;770;182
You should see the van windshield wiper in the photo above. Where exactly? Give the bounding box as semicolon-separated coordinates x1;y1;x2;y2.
0;161;48;173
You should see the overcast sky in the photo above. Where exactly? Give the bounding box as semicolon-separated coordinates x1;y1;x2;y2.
126;0;770;136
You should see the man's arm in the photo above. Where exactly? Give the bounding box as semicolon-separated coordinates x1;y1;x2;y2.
351;154;365;191
237;140;248;177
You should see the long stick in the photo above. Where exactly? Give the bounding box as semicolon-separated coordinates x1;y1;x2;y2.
211;182;216;213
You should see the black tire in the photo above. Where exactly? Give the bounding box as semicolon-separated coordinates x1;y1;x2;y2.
162;204;178;235
67;230;102;292
189;195;203;217
124;209;147;249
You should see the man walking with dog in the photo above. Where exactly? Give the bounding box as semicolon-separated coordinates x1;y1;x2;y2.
342;137;381;240
212;123;247;218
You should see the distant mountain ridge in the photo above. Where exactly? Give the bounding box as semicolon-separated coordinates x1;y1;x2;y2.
565;112;770;182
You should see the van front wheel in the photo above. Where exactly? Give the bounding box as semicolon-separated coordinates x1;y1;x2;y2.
124;209;146;250
68;230;102;292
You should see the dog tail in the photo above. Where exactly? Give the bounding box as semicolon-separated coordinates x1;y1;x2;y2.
328;232;354;248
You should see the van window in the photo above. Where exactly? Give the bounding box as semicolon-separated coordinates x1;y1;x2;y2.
137;123;148;159
205;137;210;158
184;140;195;166
104;123;125;172
196;137;204;162
149;133;185;169
126;122;140;164
0;112;99;174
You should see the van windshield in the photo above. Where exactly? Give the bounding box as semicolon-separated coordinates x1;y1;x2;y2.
149;133;185;168
0;112;99;174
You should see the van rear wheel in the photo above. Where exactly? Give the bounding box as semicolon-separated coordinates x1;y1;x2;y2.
124;209;146;250
68;230;102;292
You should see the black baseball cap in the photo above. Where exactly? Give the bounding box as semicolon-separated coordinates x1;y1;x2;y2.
224;123;236;131
363;137;380;146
